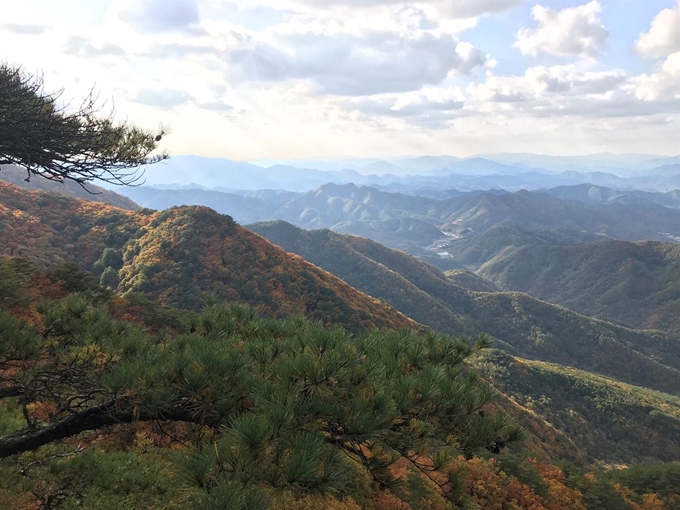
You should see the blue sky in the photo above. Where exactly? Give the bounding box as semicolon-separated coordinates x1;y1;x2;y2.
1;0;678;160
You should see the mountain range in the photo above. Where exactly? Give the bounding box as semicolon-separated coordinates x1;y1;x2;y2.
118;182;680;270
2;177;680;468
249;220;680;395
114;154;680;193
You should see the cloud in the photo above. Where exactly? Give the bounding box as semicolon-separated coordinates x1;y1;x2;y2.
64;36;125;58
144;42;215;59
117;0;203;34
337;86;467;130
635;6;680;58
225;27;489;95
196;100;234;112
514;1;609;58
466;61;679;119
435;0;525;18
261;0;523;19
631;51;680;101
0;23;47;35
133;88;194;109
132;88;234;114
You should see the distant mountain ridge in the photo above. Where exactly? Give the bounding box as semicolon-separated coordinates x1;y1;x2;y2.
121;154;680;193
545;184;680;207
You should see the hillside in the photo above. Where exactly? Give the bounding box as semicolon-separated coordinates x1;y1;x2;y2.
479;240;680;333
249;220;476;337
249;221;680;395
544;184;680;208
444;224;605;268
476;350;680;464
0;186;414;332
0;165;140;210
2;262;677;509
436;189;680;241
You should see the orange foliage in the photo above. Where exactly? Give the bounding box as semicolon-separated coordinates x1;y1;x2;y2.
0;185;415;332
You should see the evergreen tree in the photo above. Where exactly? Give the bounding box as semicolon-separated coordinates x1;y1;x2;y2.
0;63;166;186
100;248;124;271
99;266;120;289
0;285;521;506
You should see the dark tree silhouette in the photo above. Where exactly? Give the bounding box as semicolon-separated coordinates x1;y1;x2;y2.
0;63;167;187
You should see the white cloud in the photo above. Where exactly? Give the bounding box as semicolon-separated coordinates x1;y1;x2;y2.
0;23;48;35
244;0;524;19
635;5;680;58
116;0;202;34
631;52;680;101
220;24;489;96
341;86;466;129
64;36;125;58
434;0;525;18
515;1;609;58
465;61;680;120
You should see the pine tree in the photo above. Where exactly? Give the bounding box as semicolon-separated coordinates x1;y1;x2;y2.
0;269;522;507
0;63;167;187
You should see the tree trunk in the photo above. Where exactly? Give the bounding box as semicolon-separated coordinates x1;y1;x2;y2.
0;401;196;458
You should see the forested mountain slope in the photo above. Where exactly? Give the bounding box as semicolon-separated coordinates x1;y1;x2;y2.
479;240;680;333
476;350;680;464
544;184;680;208
249;221;680;395
0;186;414;332
443;224;602;268
435;189;680;240
0;165;140;210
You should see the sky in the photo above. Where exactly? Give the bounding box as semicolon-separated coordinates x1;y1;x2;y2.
1;0;679;160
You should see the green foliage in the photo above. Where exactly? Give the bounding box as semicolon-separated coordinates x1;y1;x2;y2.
100;266;120;289
46;262;95;293
0;446;188;510
100;248;124;271
0;287;519;507
0;266;677;509
476;350;680;464
605;462;680;500
92;259;106;277
0;257;35;309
